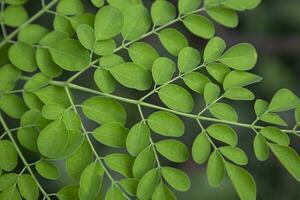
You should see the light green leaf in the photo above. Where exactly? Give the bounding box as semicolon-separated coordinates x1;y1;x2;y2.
158;28;189;56
105;185;125;200
76;24;95;50
53;15;73;36
109;62;152;91
260;113;288;126
178;47;201;73
183;14;215;39
132;147;156;178
121;5;151;41
224;87;255;101
56;0;84;15
209;103;238;122
99;54;124;68
221;0;261;11
119;178;139;196
82;96;126;125
0;140;18;171
152;57;176;85
49;39;91;71
204;83;220;105
156;139;189;163
260;127;290;146
0;64;21;92
79;163;104;200
151;0;176;26
94;39;119;56
147;111;185;137
94;5;123;40
91;0;105;8
158;84;194;113
254;99;268;117
18;24;49;44
94;68;116;94
107;0;142;11
92;122;128;148
42;104;65;120
57;185;79;200
207;124;238;146
223;71;262;90
24;73;50;92
218;43;257;71
226;162;257;200
35;86;70;108
137;168;160;200
178;0;201;14
0;173;18;191
35;161;60;180
3;5;28;27
36;48;63;78
152;183;176;200
0;186;21;200
219;146;248;165
192;132;211;164
204;37;226;62
104;153;134;177
4;0;28;5
183;72;211;94
20;109;49;129
268;88;299;112
22;93;43;111
69;13;95;30
207;151;224;187
128;42;159;70
17;128;39;152
41;29;68;46
269;144;300;182
126;122;150;156
206;62;230;83
18;174;39;200
0;94;27;119
207;7;238;28
161;167;191;191
253;135;269;161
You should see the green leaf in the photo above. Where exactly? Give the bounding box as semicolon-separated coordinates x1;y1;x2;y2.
126;122;150;156
0;64;21;92
204;37;226;62
119;178;139;196
24;73;50;92
100;54;125;68
94;68;116;94
207;151;224;187
109;62;152;91
224;87;255;101
3;5;28;27
152;57;176;85
209;103;238;122
0;140;18;171
8;42;36;72
178;47;201;73
204;83;220;105
39;30;68;46
158;84;194;113
156;139;189;163
0;173;18;191
105;185;125;200
92;122;128;148
254;99;268;117
91;0;105;8
79;163;104;200
57;185;79;200
192;132;211;164
17;128;39;152
35;161;60;180
223;71;262;90
36;48;63;78
62;110;82;131
161;167;191;191
147;111;185;137
137;168;160;200
207;124;238;146
183;72;211;94
107;0;142;11
151;0;176;26
158;28;189;56
218;43;257;71
70;13;95;30
128;42;159;70
42;104;65;120
0;94;27;119
22;92;43;110
226;163;256;200
152;183;176;200
49;39;91;71
18;24;49;44
66;141;93;180
268;88;299;112
207;7;238;28
3;0;28;5
269;144;300;182
53;15;73;36
18;174;39;200
183;14;215;39
206;63;230;83
221;0;261;11
82;96;126;125
56;0;84;15
20;109;49;129
104;153;134;177
76;24;95;50
260;113;288;126
219;146;248;165
260;127;290;146
132;147;156;178
178;0;201;14
253;135;269;161
121;5;151;41
0;186;21;200
94;6;123;40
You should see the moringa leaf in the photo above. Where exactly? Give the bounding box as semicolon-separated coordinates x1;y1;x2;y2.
209;103;238;122
137;168;160;200
132;147;156;178
183;14;215;39
161;167;191;191
152;57;176;85
183;72;211;94
207;151;224;187
207;124;238;146
268;88;299;112
204;37;226;62
35;161;60;180
151;0;176;26
178;47;201;73
156;139;189;163
104;153;134;177
18;174;39;200
0;140;18;172
178;0;201;14
126;122;150;156
192;132;211;164
253;135;269;161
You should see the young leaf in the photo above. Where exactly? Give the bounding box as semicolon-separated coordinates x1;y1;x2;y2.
76;24;95;50
36;48;62;78
94;39;116;56
253;135;269;161
178;0;201;14
24;73;50;92
161;167;191;191
42;104;65;120
206;63;230;83
147;111;185;137
183;14;215;39
260;127;290;146
151;0;176;26
94;68;116;94
100;54;124;68
209;103;238;122
3;5;28;27
92;122;129;148
18;174;39;200
207;151;224;187
207;124;238;146
223;71;262;90
137;168;160;200
204;37;226;62
126;122;150;156
156;139;189;163
224;87;255;101
219;146;248;165
254;99;268;117
104;153;134;177
207;7;238;28
192;132;211;164
82;96;126;125
0;140;18;171
132;147;156;178
183;72;211;94
158;84;194;113
178;47;201;73
94;5;124;40
268;88;299;112
18;24;49;44
0;94;27;119
152;57;176;85
56;0;84;15
204;83;220;105
35;161;60;180
260;113;288;126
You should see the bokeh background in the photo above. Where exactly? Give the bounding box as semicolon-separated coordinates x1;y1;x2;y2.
1;0;300;199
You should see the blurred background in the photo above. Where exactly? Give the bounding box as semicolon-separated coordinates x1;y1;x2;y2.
1;0;300;199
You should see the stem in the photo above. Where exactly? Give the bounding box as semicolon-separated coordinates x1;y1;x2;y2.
0;114;51;200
